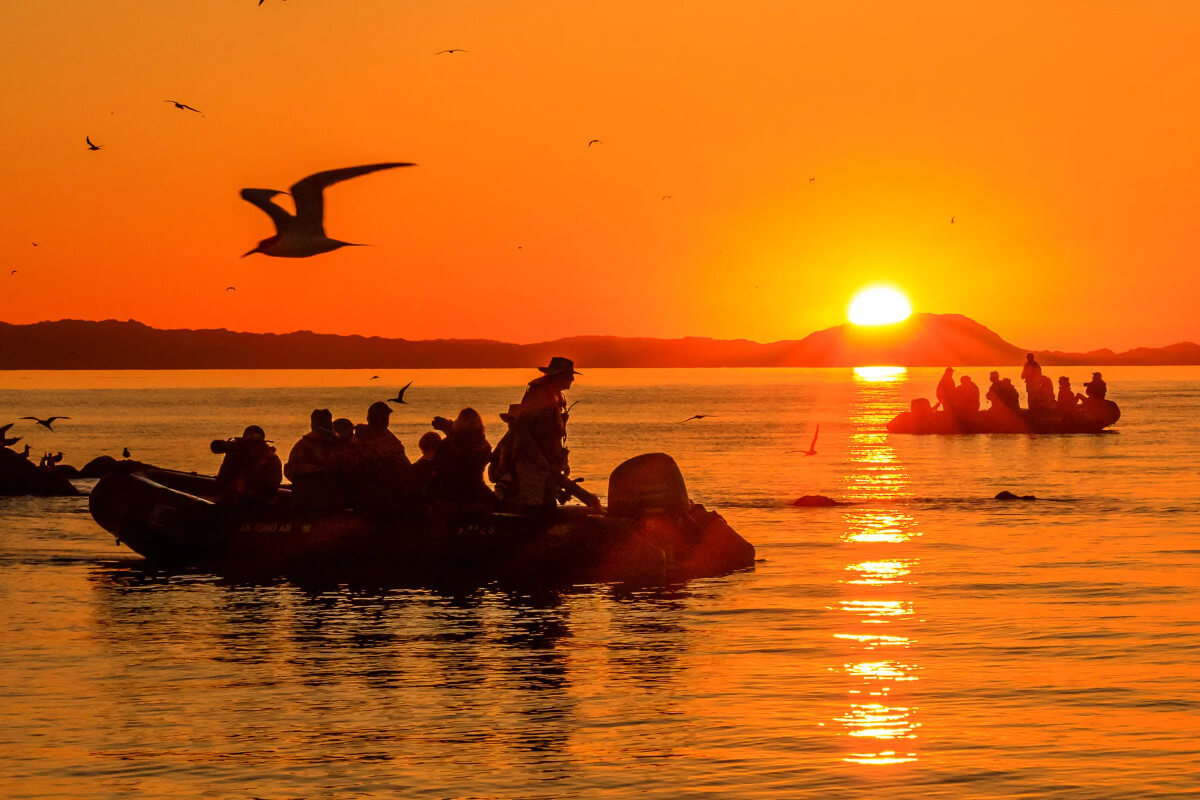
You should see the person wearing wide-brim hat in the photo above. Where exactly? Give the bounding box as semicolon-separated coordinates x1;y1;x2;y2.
492;356;600;512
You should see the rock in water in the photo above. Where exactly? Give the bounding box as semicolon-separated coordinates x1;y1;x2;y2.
793;495;844;507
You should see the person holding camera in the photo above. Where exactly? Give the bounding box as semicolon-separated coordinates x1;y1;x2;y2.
214;425;282;507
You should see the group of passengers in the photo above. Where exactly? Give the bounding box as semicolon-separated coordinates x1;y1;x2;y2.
929;353;1108;419
213;357;602;514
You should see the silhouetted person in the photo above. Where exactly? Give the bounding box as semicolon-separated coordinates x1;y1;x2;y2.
428;408;496;514
936;367;956;412
215;425;282;507
495;357;599;512
333;417;356;445
1057;377;1080;414
955;375;980;414
999;378;1021;410
1020;353;1042;383
285;408;343;509
1029;373;1055;415
986;371;1005;410
350;401;413;514
1083;372;1107;401
411;431;442;498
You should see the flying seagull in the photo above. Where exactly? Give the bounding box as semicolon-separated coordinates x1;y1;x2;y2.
386;381;413;404
86;136;102;151
240;162;415;258
435;49;467;54
1;423;22;448
226;286;236;291
22;416;70;431
801;425;819;456
661;195;672;200
587;139;602;147
369;375;379;380
10;269;16;275
32;242;38;247
680;414;712;423
165;100;203;114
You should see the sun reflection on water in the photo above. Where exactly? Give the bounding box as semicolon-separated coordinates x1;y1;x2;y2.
836;376;920;766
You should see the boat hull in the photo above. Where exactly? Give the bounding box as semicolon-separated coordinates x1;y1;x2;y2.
886;400;1120;435
89;468;754;586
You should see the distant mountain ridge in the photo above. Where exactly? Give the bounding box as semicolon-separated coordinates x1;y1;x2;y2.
1;315;1197;369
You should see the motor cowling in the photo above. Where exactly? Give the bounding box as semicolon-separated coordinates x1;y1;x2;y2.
607;453;690;518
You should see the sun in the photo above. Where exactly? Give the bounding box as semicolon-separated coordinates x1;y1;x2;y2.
847;286;912;326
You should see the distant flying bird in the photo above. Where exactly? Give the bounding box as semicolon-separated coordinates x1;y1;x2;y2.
22;416;70;431
587;139;602;147
369;375;379;380
122;447;131;458
680;414;712;423
31;242;37;247
435;49;467;54
801;425;819;456
386;381;413;404
240;162;415;258
258;0;287;5
225;286;236;291
10;269;16;275
808;177;815;182
165;100;203;114
950;216;955;223
661;195;672;200
1;423;21;448
85;136;102;151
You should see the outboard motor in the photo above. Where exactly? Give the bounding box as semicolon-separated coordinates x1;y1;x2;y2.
607;453;754;577
607;453;690;518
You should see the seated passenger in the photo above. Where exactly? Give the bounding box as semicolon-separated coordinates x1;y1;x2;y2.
999;378;1021;410
935;367;956;411
350;401;413;514
985;371;1004;410
428;408;496;513
215;425;282;507
1028;373;1055;415
411;431;442;497
954;375;980;415
1057;377;1080;414
1083;372;1107;402
333;417;356;445
285;409;343;509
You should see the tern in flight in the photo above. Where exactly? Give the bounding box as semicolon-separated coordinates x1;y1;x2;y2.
1;423;22;448
386;381;413;405
165;100;203;114
369;375;380;380
22;416;70;431
587;139;602;147
801;425;819;456
240;162;415;258
435;49;467;54
10;270;16;275
680;414;712;423
225;286;236;291
86;136;102;151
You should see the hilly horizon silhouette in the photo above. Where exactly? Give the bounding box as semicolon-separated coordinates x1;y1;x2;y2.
1;314;1197;369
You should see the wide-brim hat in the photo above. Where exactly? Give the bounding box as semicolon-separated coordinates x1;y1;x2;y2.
538;356;580;376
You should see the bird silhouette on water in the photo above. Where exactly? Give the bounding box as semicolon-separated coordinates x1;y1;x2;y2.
85;136;102;151
22;416;70;431
240;163;414;258
680;414;712;423
1;423;22;448
122;447;131;458
165;100;203;114
386;381;413;404
801;424;819;456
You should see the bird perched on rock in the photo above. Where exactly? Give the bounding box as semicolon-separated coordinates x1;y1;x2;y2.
122;447;131;458
386;381;413;404
240;162;414;258
22;416;70;431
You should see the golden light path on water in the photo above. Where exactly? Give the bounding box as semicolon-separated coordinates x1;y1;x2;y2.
838;366;919;765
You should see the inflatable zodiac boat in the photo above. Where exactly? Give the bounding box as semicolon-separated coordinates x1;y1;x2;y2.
89;453;755;586
886;400;1121;435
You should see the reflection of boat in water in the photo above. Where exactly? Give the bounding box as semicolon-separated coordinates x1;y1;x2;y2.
89;454;755;586
887;400;1120;435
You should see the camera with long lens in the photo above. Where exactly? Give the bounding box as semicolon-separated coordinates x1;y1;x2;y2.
210;438;241;455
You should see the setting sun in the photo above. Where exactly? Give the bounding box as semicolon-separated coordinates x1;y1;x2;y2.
848;287;913;327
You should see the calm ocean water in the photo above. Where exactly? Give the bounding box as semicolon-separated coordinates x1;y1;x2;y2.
2;366;1199;799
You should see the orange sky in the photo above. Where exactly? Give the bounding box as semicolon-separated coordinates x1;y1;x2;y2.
2;0;1198;351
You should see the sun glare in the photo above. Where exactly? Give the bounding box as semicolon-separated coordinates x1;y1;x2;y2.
848;287;912;327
